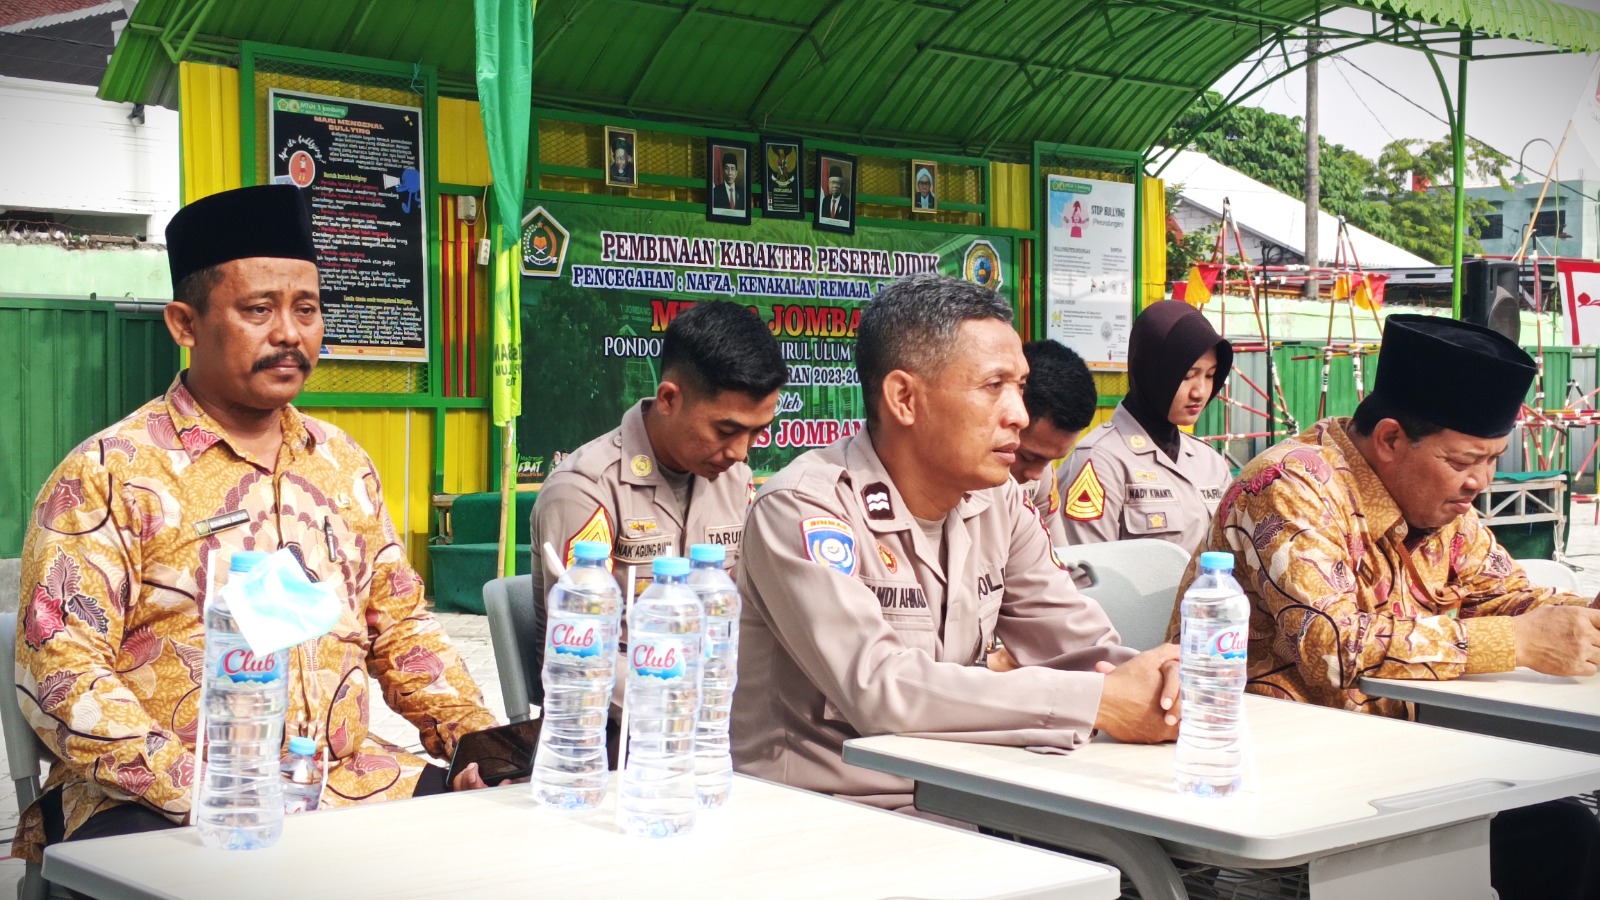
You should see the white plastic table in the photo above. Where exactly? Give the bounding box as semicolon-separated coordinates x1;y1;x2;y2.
1361;669;1600;753
42;774;1119;900
843;694;1600;900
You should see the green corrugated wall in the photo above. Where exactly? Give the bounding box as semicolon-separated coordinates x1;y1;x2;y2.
0;297;179;557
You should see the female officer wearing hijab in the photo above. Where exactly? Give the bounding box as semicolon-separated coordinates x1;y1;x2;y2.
1057;300;1232;552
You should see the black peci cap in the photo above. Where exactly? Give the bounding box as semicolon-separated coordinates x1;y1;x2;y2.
164;184;318;290
1356;314;1534;438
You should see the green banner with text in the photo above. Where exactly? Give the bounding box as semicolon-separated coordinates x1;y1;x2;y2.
516;200;1013;483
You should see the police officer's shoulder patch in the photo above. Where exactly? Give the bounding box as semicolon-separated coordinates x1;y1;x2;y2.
1064;460;1106;521
800;516;857;575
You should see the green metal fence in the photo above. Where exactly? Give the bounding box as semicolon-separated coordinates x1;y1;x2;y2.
0;296;179;558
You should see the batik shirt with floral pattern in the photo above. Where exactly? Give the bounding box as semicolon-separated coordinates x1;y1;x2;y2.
1169;418;1594;717
14;374;497;861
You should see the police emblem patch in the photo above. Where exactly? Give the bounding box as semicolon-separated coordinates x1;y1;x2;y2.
801;517;857;575
630;455;653;477
877;542;898;573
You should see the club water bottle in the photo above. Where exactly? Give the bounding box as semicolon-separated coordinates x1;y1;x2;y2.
531;540;622;810
281;735;320;814
687;543;739;808
618;556;703;837
196;550;290;850
1174;551;1250;797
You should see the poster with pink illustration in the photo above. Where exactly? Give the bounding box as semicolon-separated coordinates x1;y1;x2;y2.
1561;259;1600;346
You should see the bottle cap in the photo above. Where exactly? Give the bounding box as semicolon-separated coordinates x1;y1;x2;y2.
1199;551;1235;572
288;736;317;756
228;550;269;574
652;556;690;577
689;543;726;564
571;541;610;562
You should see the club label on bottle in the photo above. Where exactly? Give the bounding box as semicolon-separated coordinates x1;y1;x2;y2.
216;643;283;684
631;639;692;681
1208;626;1248;660
549;619;603;660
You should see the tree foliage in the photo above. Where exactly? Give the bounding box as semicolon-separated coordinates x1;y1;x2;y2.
1161;92;1509;265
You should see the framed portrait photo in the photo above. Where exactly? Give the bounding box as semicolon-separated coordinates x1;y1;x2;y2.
706;140;753;223
814;151;857;235
761;137;804;219
911;160;937;214
603;126;637;188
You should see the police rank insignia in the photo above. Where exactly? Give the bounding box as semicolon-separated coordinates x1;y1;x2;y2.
1148;512;1167;530
630;455;653;477
801;517;857;575
861;482;894;520
565;506;615;568
1064;460;1105;521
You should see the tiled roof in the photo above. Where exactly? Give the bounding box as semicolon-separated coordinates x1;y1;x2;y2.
0;0;110;31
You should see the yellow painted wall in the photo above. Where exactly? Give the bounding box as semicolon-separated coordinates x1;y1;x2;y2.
444;409;491;494
178;62;242;202
301;408;436;580
990;162;1032;231
437;98;491;186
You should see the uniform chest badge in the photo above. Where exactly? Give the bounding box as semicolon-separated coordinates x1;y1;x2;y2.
877;542;898;574
623;517;660;538
1129;435;1147;450
801;517;857;575
630;455;653;477
1148;512;1167;530
1134;470;1159;482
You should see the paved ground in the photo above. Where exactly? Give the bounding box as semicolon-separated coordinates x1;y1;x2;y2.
3;509;1600;892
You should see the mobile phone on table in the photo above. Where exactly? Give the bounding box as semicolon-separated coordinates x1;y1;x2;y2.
446;720;542;788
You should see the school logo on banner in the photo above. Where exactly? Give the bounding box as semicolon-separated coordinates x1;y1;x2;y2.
1064;460;1105;521
521;206;570;278
801;517;857;575
963;240;1002;291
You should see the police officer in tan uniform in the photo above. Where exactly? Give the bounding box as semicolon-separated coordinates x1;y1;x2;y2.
1013;339;1096;549
733;274;1181;809
530;299;786;614
1059;300;1231;553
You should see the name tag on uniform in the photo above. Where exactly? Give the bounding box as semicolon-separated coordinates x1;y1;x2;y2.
1126;486;1175;503
1200;487;1223;502
705;524;742;549
194;509;248;537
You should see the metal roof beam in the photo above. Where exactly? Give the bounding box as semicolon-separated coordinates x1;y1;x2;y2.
925;44;1194;91
626;0;706;108
609;0;809;32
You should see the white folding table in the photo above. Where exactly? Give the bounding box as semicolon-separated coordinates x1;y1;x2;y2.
1361;669;1600;753
43;774;1119;900
844;694;1600;900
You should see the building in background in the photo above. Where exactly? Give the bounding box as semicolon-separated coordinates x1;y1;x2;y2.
1469;179;1600;262
1161;149;1434;269
0;0;177;298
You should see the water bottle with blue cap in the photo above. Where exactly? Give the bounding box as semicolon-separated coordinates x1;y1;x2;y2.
1174;551;1250;797
687;543;740;808
618;556;703;837
532;540;622;810
197;550;289;849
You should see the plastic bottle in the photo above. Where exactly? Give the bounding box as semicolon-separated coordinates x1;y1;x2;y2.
687;543;739;808
281;736;321;815
531;540;623;810
1173;551;1250;797
196;550;290;850
618;556;703;838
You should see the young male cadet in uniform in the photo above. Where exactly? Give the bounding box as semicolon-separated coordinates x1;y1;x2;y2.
14;185;500;864
1172;314;1600;900
1012;339;1097;549
529;299;786;599
1059;300;1231;552
733;273;1181;811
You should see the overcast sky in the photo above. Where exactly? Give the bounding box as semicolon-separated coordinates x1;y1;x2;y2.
1214;7;1600;184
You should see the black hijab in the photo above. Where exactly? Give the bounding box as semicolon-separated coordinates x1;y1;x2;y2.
1123;300;1233;461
